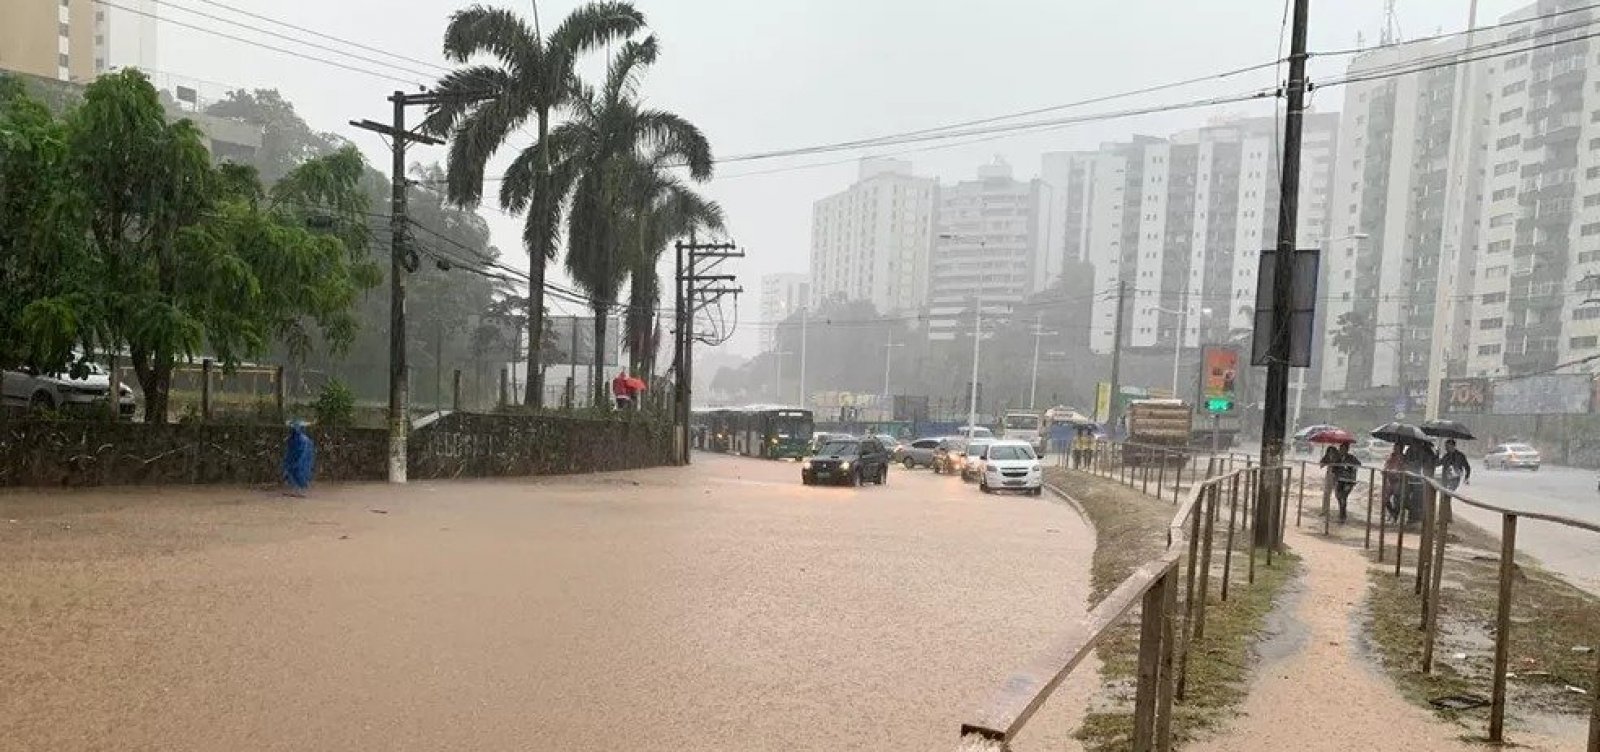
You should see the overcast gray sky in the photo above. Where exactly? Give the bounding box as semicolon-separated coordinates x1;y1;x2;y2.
150;0;1524;356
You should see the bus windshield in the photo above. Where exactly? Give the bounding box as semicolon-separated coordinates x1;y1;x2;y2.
773;412;813;439
1003;414;1040;430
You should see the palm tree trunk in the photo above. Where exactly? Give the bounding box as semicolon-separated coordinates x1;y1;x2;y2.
523;106;554;410
591;304;608;408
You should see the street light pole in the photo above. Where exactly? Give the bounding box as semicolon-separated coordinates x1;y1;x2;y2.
798;306;808;410
882;339;903;397
968;291;982;431
774;350;792;403
1172;289;1187;395
1029;312;1058;409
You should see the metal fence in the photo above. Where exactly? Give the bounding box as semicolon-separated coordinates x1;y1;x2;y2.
957;445;1291;751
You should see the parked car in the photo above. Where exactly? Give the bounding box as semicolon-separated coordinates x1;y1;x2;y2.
1485;443;1541;471
931;437;964;475
958;438;996;482
897;437;944;469
956;426;995;440
808;432;850;454
1351;438;1393;463
976;440;1045;496
2;363;136;417
801;437;891;486
873;433;903;458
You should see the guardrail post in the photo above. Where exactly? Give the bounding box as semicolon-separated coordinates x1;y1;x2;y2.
1321;463;1333;536
1416;480;1436;597
1587;647;1599;752
1377;469;1390;563
451;369;462;412
1194;485;1217;640
273;365;286;422
1177;491;1204;701
1277;466;1291;553
1132;570;1168;751
1222;474;1238;602
1489;514;1518;743
1156;565;1178;752
1295;460;1305;528
1248;469;1259;584
1142;460;1151;496
201;357;214;421
1422;491;1451;674
1365;467;1376;550
1393;487;1407;579
1158;455;1167;501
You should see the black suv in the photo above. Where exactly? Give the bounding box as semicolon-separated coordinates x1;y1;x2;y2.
802;437;890;486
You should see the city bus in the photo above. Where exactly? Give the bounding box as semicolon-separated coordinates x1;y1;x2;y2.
729;405;815;459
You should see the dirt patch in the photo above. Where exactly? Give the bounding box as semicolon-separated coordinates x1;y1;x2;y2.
1364;516;1600;737
1047;469;1300;750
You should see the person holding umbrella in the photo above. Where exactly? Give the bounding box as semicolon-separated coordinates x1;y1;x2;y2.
1311;428;1360;523
1372;422;1429;523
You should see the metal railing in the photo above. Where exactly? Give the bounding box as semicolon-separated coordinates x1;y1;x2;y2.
959;451;1291;751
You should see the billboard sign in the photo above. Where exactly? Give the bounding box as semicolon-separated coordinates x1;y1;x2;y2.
1094;382;1112;424
1490;374;1593;415
1199;345;1240;412
1251;247;1321;367
550;316;620;367
1441;377;1489;415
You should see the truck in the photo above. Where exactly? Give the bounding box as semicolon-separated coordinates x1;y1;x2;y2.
1001;411;1046;454
1123;398;1193;467
1190;411;1241;450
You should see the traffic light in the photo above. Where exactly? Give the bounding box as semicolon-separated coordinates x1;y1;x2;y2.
1205;396;1234;413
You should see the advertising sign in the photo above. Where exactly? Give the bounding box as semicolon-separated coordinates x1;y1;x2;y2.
1441;377;1489;415
1199;346;1240;412
1094;382;1112;424
1251;247;1321;367
1490;374;1593;415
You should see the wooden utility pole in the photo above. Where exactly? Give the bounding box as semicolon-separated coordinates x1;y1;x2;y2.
1108;280;1130;427
673;235;741;464
1256;0;1312;545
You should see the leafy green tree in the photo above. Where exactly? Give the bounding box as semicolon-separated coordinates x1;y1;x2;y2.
68;71;374;422
544;36;713;403
205;89;344;183
424;2;646;408
0;79;98;375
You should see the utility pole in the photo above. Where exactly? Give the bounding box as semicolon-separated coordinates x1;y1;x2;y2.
967;292;982;431
673;236;742;464
1257;0;1312;545
774;350;793;403
799;306;808;410
352;92;449;484
1108;280;1129;427
882;337;903;398
1029;312;1058;409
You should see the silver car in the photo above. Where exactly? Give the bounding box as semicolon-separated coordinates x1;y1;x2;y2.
897;437;944;469
1485;443;1541;471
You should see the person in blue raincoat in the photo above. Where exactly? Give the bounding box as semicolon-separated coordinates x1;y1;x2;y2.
282;421;315;497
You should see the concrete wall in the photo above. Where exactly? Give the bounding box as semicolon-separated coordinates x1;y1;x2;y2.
0;412;677;488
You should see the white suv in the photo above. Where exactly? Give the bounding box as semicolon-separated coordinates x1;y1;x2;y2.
2;363;137;417
977;440;1044;496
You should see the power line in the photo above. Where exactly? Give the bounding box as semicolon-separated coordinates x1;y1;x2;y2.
183;0;452;74
90;0;423;86
1320;18;1600;89
1314;1;1600;58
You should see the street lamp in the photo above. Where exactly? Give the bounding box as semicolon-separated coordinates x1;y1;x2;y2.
939;232;986;431
1144;294;1212;397
882;340;904;397
773;350;793;404
1028;312;1058;409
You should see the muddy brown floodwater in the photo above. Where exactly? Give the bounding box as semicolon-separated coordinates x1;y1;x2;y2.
1;454;1096;751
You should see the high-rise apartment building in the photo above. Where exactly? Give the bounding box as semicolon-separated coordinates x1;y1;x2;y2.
1062;114;1338;355
808;158;936;316
1319;36;1486;402
926;158;1058;341
1465;0;1600;378
758;273;809;352
0;0;155;83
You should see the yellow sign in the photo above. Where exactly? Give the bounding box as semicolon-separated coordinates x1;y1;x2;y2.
1094;382;1111;424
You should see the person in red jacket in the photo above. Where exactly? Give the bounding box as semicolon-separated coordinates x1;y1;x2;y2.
611;370;632;410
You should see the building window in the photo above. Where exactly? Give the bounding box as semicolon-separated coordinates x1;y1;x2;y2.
1502;81;1526;96
1506;55;1528;69
1492;188;1516;201
1482;292;1507;304
1587;194;1600;207
1500;108;1524;124
1575;307;1600;320
1490;214;1515;228
1497;134;1522;150
1480;317;1504;330
1581;250;1600;264
1486;265;1509;278
58;53;69;69
59;22;69;37
1494;161;1518;176
1478;344;1503;356
1572;336;1599;349
1583;222;1600;236
1487;239;1511;253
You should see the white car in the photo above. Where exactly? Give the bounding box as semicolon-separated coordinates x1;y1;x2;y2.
2;363;137;417
977;440;1045;496
1485;443;1541;471
958;438;995;481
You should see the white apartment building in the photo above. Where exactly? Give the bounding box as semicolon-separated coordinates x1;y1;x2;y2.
1466;0;1600;378
1064;114;1338;355
1319;36;1486;402
926;158;1058;341
808;158;936;316
758;273;809;352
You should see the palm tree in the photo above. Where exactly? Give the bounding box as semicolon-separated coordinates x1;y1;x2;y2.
617;156;724;378
538;37;713;405
423;2;645;409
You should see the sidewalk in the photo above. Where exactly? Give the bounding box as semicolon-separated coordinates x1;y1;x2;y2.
1186;528;1563;752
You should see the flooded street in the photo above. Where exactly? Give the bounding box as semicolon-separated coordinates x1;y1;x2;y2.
1;454;1094;751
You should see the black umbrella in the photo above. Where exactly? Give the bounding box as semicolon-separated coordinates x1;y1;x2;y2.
1371;421;1430;444
1421;419;1475;441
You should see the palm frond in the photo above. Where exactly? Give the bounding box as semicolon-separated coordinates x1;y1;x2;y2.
602;36;659;107
546;2;646;72
442;5;541;71
631;109;713;180
421;65;515;137
440;96;531;208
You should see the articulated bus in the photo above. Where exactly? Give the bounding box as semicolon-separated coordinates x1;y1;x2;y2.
694;405;814;459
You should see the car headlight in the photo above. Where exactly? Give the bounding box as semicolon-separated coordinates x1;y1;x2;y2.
1031;464;1042;473
801;459;812;469
839;461;851;471
118;384;133;397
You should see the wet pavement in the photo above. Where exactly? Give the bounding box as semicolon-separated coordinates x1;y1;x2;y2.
0;454;1094;751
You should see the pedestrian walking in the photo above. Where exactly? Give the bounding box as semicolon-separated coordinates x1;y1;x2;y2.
1440;439;1472;491
611;370;632;410
1320;441;1360;523
1382;445;1405;522
1402;442;1437;523
282;421;314;498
